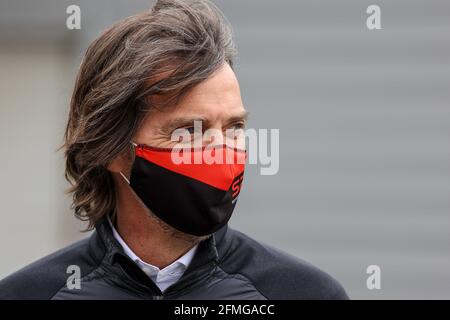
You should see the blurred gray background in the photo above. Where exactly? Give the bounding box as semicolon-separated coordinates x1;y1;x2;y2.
1;0;449;299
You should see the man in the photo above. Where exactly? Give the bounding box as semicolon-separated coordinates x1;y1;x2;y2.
0;0;348;299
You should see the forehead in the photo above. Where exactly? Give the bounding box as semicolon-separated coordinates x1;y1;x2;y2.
145;63;245;125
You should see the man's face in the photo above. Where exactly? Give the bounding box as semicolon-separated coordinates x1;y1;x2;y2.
133;63;248;149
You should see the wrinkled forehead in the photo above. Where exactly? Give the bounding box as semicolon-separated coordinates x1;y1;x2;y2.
137;63;246;136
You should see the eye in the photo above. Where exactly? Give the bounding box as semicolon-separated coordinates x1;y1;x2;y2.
182;126;196;134
172;126;196;136
229;122;246;130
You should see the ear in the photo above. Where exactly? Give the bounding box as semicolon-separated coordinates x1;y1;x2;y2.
106;151;132;173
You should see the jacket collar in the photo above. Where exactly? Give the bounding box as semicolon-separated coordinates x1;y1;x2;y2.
94;214;229;292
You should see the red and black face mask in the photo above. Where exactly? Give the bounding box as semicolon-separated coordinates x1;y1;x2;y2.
121;143;246;236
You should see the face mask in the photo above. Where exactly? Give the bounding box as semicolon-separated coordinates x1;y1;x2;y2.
120;142;246;236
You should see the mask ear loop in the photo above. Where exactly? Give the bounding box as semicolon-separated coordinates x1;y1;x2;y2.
119;172;130;184
119;141;138;184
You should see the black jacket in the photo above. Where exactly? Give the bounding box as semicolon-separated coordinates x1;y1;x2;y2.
0;217;348;300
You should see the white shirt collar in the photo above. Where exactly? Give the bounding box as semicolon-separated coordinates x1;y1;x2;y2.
108;217;198;292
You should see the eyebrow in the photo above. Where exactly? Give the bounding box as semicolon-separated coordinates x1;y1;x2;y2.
160;110;249;134
159;116;211;135
224;110;249;126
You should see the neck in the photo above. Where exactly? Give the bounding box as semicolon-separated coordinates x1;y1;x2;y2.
112;173;199;269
